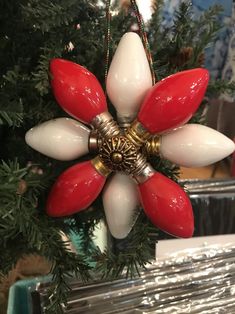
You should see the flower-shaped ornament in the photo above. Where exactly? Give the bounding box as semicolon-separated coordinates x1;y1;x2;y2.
26;33;235;239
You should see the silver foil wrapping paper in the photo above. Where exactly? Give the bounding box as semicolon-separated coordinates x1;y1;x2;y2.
31;179;235;313
34;243;235;313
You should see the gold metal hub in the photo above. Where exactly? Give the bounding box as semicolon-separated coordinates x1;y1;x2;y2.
111;152;123;164
99;136;138;174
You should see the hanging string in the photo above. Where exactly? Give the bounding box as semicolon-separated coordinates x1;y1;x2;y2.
105;0;111;89
130;0;156;85
105;0;156;88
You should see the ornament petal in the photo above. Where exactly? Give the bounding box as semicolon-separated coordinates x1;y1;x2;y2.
47;160;107;217
138;68;209;134
160;124;235;167
103;173;140;239
25;118;90;161
50;58;107;124
107;32;152;121
138;172;194;238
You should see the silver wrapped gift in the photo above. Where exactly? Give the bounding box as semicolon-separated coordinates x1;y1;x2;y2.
32;241;235;313
181;178;235;236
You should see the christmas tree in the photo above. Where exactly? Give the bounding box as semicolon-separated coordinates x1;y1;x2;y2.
1;0;235;313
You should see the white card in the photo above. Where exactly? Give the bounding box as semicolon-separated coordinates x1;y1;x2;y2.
156;234;235;260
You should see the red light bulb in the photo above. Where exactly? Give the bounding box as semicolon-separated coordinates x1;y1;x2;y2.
137;68;209;134
137;172;194;238
50;58;107;124
46;158;110;217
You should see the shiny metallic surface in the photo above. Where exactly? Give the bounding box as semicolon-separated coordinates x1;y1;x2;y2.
33;242;235;314
144;135;161;155
125;119;151;148
116;114;133;129
92;112;120;139
99;136;138;174
181;178;235;194
88;130;99;153
111;152;123;163
91;156;112;177
132;154;154;183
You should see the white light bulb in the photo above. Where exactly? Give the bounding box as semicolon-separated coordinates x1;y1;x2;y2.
103;173;140;239
107;32;152;122
25;118;90;160
160;124;235;167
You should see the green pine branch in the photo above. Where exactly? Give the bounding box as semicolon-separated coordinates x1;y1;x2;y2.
95;212;157;279
32;48;62;96
207;80;235;98
0;68;25;127
21;0;80;33
0;110;23;128
0;160;91;313
150;3;223;78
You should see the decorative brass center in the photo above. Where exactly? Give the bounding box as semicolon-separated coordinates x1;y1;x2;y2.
111;152;123;164
99;136;138;174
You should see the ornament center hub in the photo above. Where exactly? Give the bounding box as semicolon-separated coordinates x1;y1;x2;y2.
99;136;137;174
111;152;123;164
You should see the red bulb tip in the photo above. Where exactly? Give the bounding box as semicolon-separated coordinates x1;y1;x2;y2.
46;160;106;217
50;58;107;124
138;172;194;238
138;68;209;134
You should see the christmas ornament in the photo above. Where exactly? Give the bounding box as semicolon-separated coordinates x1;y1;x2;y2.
146;124;235;167
47;158;110;217
104;32;151;238
26;32;234;239
50;59;120;139
50;59;106;124
138;170;193;238
103;173;140;239
106;32;152;124
133;155;194;238
136;68;209;134
25;118;90;161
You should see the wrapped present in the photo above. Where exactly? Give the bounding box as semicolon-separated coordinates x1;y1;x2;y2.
8;238;235;313
184;178;235;236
